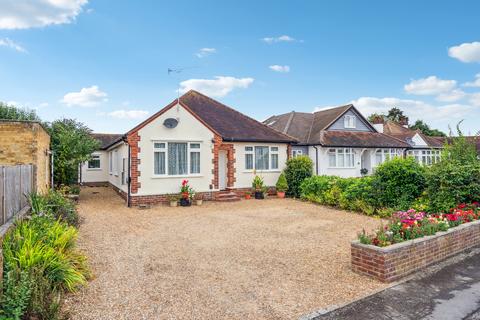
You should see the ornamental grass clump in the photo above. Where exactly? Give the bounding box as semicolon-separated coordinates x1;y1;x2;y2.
358;203;480;247
1;193;88;319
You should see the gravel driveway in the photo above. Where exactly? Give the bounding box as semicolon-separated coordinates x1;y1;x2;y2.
64;187;386;320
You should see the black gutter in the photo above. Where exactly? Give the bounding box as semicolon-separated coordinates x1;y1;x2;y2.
221;137;297;143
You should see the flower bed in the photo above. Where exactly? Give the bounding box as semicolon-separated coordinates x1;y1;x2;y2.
352;203;480;282
358;203;479;247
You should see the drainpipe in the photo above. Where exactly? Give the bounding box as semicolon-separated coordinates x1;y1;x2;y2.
313;146;319;175
50;150;54;189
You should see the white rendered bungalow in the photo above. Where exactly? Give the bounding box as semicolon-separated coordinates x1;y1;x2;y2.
264;105;410;177
80;90;296;206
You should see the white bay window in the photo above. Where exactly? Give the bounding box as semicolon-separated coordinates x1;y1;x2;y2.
375;148;403;166
328;148;355;168
245;146;280;171
407;149;440;165
153;142;201;176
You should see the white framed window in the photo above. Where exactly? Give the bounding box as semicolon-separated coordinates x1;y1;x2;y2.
292;149;303;158
271;147;279;170
344;115;356;128
109;151;113;174
113;150;119;176
328;148;355;168
121;158;127;185
245;146;254;170
88;154;101;169
407;149;440;165
245;145;280;171
375;148;403;166
153;141;201;176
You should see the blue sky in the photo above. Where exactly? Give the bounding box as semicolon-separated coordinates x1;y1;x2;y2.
1;1;480;135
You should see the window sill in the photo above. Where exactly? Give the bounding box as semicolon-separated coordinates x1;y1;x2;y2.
151;174;204;179
327;167;356;169
243;170;281;173
87;168;102;171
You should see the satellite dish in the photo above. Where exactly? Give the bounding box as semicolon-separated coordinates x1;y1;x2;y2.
163;118;178;128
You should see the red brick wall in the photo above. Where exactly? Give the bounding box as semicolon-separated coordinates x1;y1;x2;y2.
351;220;480;282
211;134;236;189
127;132;140;194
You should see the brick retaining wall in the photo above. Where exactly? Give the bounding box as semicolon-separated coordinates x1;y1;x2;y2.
351;219;480;282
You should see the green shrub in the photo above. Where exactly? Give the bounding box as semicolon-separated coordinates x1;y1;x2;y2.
275;173;288;192
300;175;337;203
284;156;313;197
372;157;426;210
1;216;88;319
425;135;480;212
29;191;79;227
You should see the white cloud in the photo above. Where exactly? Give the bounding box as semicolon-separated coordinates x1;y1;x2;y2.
404;76;456;95
469;93;480;107
179;76;254;97
108;110;149;119
262;35;299;44
269;65;290;73
195;47;216;58
0;38;26;52
464;73;480;88
329;96;474;123
0;0;88;29
448;41;480;63
436;89;466;102
61;85;108;107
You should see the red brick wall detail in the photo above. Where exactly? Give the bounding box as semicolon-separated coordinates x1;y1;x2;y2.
211;135;236;189
127;132;141;194
351;221;480;282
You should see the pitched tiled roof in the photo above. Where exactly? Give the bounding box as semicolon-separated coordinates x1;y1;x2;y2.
91;133;123;150
266;105;354;145
131;90;295;143
382;121;444;148
318;131;410;148
265;105;407;148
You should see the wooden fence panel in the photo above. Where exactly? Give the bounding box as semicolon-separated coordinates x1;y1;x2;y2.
0;164;34;228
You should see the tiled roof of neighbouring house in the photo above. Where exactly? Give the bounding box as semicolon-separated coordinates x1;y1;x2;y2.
129;90;296;143
90;133;123;150
264;106;408;148
382;121;444;148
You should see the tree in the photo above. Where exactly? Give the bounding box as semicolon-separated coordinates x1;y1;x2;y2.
410;120;446;137
48;119;100;186
367;108;408;124
0;102;40;121
386;107;408;123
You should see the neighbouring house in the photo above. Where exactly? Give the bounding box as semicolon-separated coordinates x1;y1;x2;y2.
0;120;51;193
372;119;444;165
264;105;410;177
81;90;296;206
79;133;123;186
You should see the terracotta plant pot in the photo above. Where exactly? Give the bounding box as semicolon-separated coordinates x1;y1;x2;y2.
277;191;285;198
245;194;251;200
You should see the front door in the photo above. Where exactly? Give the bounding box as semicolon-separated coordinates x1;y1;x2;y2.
218;150;227;190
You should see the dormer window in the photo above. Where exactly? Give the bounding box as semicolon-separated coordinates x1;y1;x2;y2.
344;115;356;128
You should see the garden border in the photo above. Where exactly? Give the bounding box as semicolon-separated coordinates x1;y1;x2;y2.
351;219;480;282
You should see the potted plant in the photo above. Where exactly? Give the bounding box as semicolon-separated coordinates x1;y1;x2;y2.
360;168;368;176
252;175;265;199
195;194;203;206
180;180;191;206
275;173;288;198
244;191;252;200
167;194;180;207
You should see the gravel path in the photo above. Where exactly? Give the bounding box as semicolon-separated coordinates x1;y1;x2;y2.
64;187;387;320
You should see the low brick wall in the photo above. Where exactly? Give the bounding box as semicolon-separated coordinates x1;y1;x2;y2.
351;219;480;282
